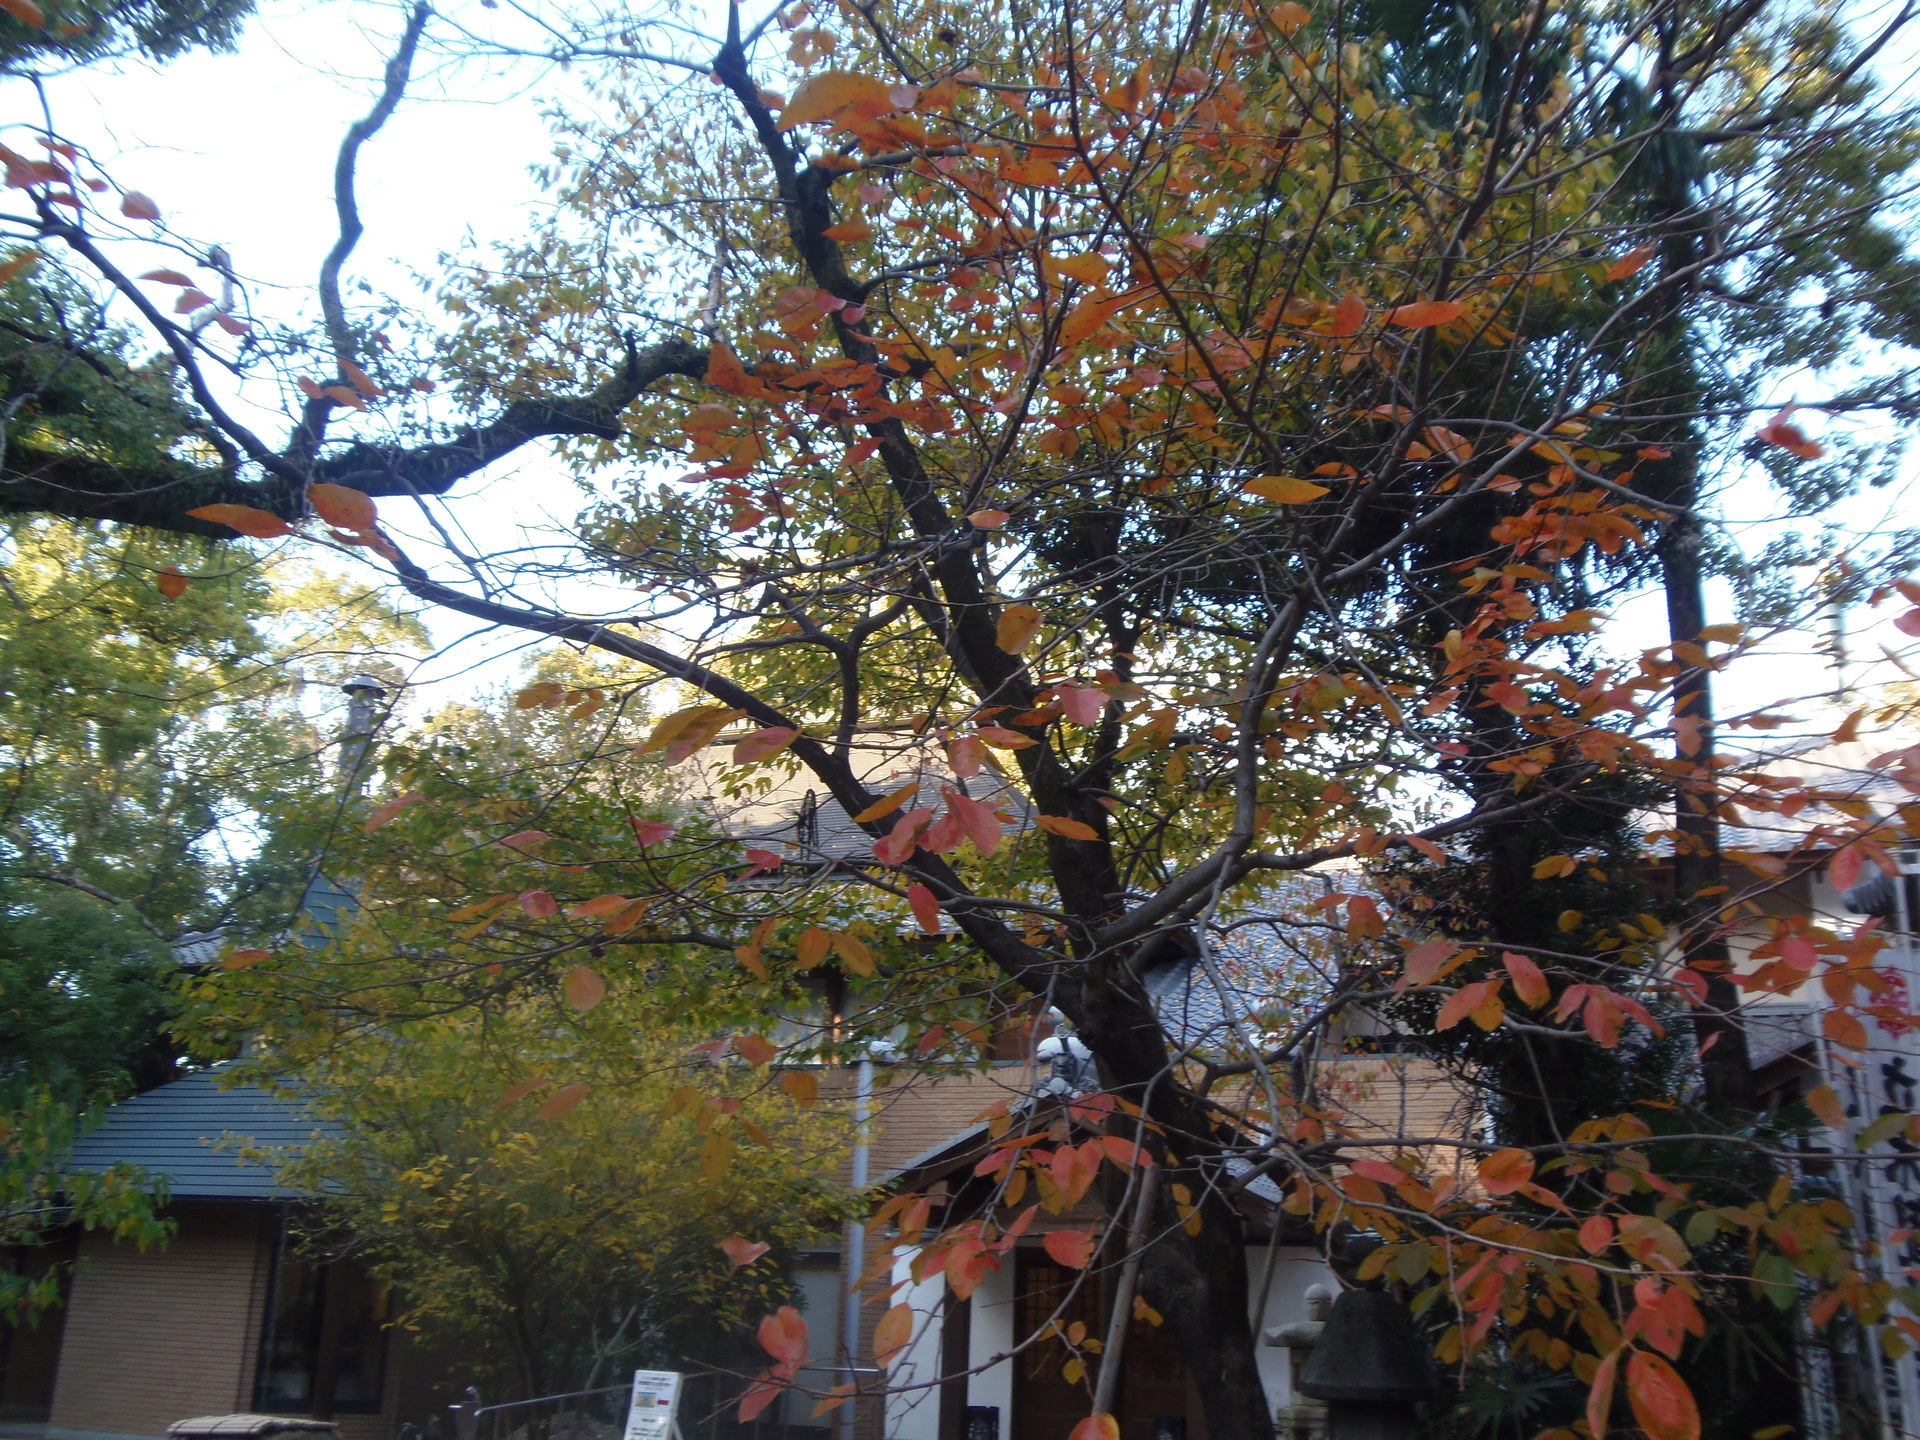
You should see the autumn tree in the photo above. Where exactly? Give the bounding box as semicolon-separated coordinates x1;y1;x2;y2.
13;0;1920;1436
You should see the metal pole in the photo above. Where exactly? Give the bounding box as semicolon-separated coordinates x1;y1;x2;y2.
839;1055;874;1440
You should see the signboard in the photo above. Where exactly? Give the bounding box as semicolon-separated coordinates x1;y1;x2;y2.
623;1370;682;1440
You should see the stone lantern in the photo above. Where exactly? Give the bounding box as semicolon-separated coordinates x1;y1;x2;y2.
1295;1238;1444;1440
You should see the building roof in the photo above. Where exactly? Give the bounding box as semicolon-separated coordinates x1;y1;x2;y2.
683;737;1035;868
66;1067;333;1201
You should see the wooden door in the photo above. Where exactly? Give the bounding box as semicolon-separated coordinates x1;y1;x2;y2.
1010;1254;1206;1440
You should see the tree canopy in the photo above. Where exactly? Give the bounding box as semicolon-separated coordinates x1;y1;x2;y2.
11;0;1920;1435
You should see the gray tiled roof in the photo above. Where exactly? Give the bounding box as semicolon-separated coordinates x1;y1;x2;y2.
66;1067;334;1200
688;741;1035;867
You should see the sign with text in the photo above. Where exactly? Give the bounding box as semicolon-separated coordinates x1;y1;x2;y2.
623;1370;681;1440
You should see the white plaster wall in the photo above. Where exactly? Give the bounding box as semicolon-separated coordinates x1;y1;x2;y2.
967;1259;1017;1440
885;1247;949;1440
1245;1245;1339;1411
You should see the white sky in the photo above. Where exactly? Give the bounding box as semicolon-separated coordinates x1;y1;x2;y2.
20;0;1920;739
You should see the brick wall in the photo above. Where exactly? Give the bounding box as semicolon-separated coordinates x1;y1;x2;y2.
49;1202;274;1438
44;1202;452;1440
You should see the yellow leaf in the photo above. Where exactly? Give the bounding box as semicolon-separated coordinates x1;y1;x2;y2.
638;704;743;763
832;930;875;976
699;1127;735;1180
1241;476;1329;504
997;603;1042;653
1050;251;1109;286
777;70;897;131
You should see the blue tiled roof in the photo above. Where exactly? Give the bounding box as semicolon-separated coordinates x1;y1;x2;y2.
66;1067;335;1201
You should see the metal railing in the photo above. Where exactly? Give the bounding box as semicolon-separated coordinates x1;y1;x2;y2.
447;1369;875;1440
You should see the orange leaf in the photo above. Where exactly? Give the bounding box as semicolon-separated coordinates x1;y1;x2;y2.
1328;293;1367;337
821;220;873;242
1502;951;1550;1008
781;1069;819;1105
492;1077;554;1109
568;894;633;918
874;1302;914;1366
721;1236;772;1268
1807;1083;1848;1130
186;503;293;538
0;0;46;26
735;1033;778;1065
1823;1009;1869;1049
519;890;558;918
738;1377;784;1424
308;483;377;531
796;927;832;969
364;791;425;832
117;188;159;219
969;508;1011;528
1402;939;1459;988
1478;1147;1535;1196
1036;814;1100;841
1437;979;1498;1030
0;250;42;284
139;268;193;286
561;964;606;1012
1587;1349;1621;1440
1385;299;1466;328
338;358;381;397
907;883;943;935
220;947;271;970
1626;1350;1699;1440
537;1082;590;1119
853;780;919;824
1757;406;1824;459
1043;1230;1095;1268
1070;1418;1120;1440
156;566;189;599
757;1305;810;1369
733;726;799;764
1605;243;1656;282
1578;1214;1615;1255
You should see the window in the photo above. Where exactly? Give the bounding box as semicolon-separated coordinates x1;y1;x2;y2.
255;1224;389;1416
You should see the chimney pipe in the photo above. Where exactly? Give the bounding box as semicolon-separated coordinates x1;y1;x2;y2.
339;674;389;791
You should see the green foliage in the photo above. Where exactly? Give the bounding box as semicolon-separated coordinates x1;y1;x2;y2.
0;0;250;69
264;993;852;1401
0;1083;172;1325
